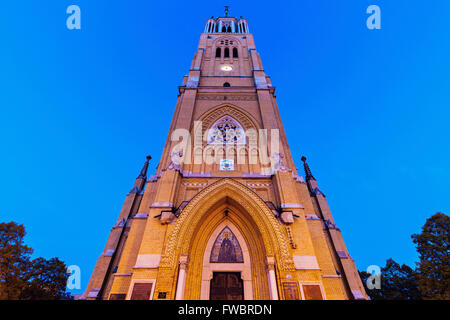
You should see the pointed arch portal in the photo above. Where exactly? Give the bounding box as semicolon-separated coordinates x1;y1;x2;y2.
202;221;251;300
159;178;294;300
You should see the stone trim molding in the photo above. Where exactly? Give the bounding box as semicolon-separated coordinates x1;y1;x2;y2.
293;256;320;270
86;288;100;299
352;290;366;300
151;202;173;208
281;203;304;209
104;249;115;257
134;213;149;219
197;95;257;101
182;182;208;189
134;254;162;269
247;182;272;188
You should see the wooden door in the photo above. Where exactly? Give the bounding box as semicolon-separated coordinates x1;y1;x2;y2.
210;272;244;300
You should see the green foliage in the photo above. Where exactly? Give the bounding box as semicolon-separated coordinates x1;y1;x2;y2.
0;222;33;299
19;257;70;300
381;259;422;300
412;212;450;300
0;222;69;300
360;258;421;300
360;212;449;300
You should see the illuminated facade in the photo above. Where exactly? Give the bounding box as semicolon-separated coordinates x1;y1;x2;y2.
82;12;368;300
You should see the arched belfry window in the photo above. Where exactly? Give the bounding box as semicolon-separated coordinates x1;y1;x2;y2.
233;48;238;58
223;82;231;87
224;48;230;58
216;48;221;58
207;116;246;145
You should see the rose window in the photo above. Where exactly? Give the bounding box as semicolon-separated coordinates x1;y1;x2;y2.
207;116;246;145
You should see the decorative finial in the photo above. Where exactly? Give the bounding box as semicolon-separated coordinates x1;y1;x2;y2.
137;155;151;179
301;156;315;181
225;6;229;17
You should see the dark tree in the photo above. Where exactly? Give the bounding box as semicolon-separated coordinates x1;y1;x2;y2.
412;212;450;300
0;222;69;300
20;257;69;300
0;222;33;299
360;258;422;300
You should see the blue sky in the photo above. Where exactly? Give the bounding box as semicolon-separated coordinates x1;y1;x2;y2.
0;1;449;295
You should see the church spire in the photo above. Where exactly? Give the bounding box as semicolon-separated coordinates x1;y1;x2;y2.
83;154;152;300
301;156;315;181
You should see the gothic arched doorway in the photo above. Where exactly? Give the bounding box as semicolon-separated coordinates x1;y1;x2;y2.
201;221;252;300
160;178;292;300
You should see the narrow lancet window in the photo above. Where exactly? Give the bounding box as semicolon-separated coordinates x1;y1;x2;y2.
233;48;238;58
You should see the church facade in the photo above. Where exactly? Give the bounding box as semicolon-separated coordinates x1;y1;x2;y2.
82;12;368;300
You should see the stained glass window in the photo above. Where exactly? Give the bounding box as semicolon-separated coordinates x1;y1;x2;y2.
207;116;246;145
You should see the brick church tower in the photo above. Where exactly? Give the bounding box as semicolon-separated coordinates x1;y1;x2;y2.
82;9;368;300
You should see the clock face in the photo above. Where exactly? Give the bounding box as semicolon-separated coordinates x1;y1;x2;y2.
221;65;233;71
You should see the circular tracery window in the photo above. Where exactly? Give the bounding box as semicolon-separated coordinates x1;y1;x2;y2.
207;116;246;145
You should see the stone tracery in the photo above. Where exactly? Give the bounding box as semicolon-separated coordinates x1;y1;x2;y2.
207;116;246;145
